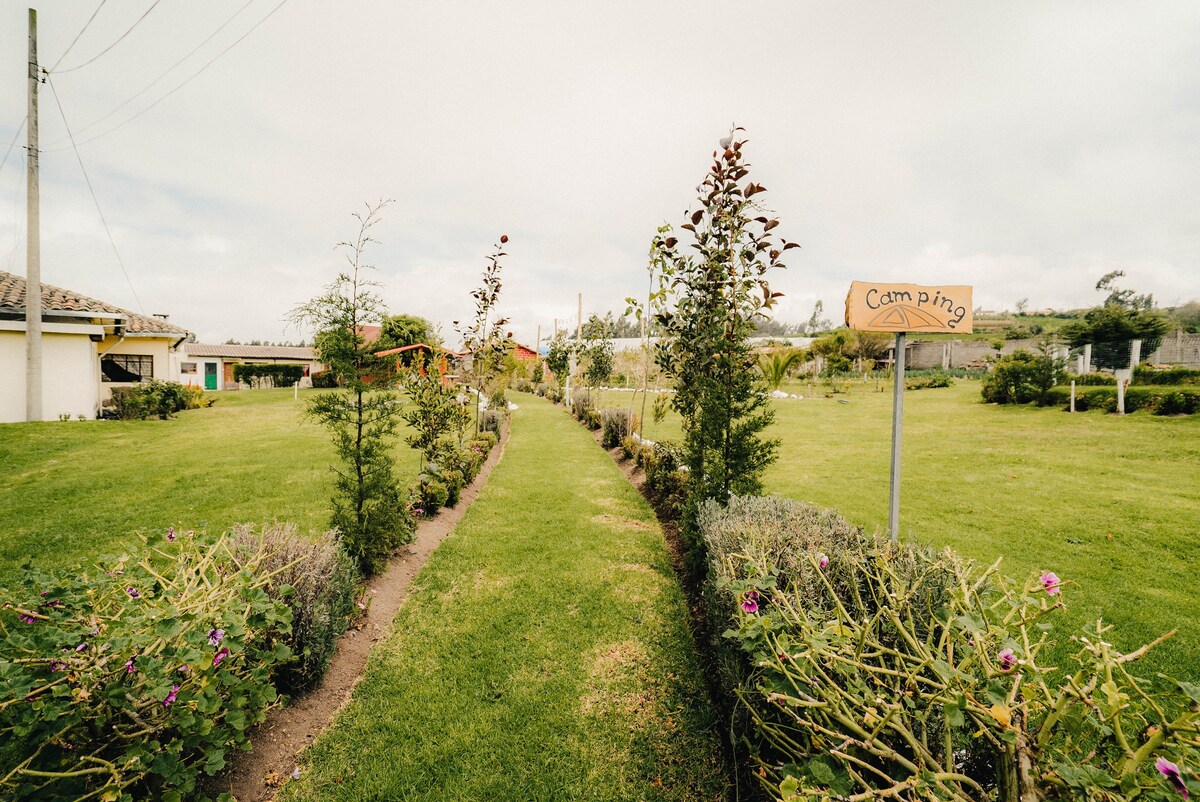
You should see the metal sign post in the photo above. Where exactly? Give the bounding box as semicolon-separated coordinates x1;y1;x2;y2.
844;281;974;545
888;332;906;542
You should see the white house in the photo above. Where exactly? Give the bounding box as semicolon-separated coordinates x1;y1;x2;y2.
0;270;191;423
175;343;323;390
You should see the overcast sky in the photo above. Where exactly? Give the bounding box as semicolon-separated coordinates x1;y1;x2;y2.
1;1;1198;345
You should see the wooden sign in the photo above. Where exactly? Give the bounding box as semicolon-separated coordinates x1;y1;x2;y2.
845;281;973;333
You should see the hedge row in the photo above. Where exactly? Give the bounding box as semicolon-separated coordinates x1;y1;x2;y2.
231;363;305;388
697;496;1200;802
1042;384;1200;414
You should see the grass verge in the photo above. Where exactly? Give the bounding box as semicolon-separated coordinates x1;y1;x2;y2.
0;388;422;582
587;379;1200;680
280;394;730;802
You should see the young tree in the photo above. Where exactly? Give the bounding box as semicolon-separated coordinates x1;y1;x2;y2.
454;236;513;430
545;331;573;383
651;127;798;540
1060;272;1169;369
579;313;615;393
289;201;412;575
402;352;467;471
376;314;437;364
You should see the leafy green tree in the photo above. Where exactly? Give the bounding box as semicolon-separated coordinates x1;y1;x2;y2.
651;127;798;541
403;352;468;471
579;313;615;391
290;201;413;575
376;314;437;364
1060;272;1169;369
545;331;573;383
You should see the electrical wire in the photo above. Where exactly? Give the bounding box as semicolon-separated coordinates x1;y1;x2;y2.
44;0;259;148
46;76;144;313
43;0;292;152
51;0;163;75
0;117;29;178
47;0;109;72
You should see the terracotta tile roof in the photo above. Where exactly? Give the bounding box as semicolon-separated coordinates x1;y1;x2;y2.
184;343;317;360
0;270;189;335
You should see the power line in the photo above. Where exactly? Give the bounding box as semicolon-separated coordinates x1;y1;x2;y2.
0;117;28;178
45;0;259;147
51;0;163;75
48;0;109;72
44;0;292;152
46;76;144;313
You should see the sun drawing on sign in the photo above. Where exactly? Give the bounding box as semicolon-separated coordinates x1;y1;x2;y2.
867;305;946;331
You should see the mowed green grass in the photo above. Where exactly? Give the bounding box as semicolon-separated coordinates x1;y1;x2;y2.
281;395;730;802
591;380;1200;679
0;389;422;581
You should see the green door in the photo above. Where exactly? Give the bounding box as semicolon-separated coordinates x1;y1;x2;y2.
204;362;218;390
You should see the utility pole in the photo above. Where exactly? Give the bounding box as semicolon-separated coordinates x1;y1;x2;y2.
25;7;42;422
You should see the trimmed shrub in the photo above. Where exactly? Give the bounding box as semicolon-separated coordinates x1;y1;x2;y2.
1067;372;1118;386
109;379;203;420
600;409;636;449
905;369;953;390
311;370;338;389
229;523;359;694
480;409;504;434
545;387;564;404
441;468;465;507
1155;389;1200;415
1134;364;1200;385
413;475;449;515
512;379;533;394
0;530;292;801
232;363;305;388
642;441;688;518
981;349;1065;404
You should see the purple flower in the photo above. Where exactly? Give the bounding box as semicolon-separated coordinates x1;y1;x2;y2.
207;628;225;647
741;591;760;614
124;656;136;674
167;527;176;542
1039;571;1062;596
125;587;140;599
18;613;38;624
178;664;191;675
162;684;179;708
213;647;230;668
818;553;829;569
74;642;88;652
1157;758;1189;800
50;659;66;672
998;648;1017;672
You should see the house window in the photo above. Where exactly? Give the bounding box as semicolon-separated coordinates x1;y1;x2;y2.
180;362;197;374
101;354;154;383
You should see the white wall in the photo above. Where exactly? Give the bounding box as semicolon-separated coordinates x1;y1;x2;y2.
0;326;100;423
97;335;175;401
177;357;222;390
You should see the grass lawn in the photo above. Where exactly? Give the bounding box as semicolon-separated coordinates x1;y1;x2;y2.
0;388;423;582
281;394;730;802
588;379;1200;680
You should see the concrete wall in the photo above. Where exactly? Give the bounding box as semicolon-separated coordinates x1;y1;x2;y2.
906;338;1043;370
176;357;223;389
0;324;102;423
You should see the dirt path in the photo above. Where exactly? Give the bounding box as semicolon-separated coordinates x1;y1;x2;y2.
221;425;510;802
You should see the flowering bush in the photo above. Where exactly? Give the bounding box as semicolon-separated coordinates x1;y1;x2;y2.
703;498;1200;801
0;530;293;801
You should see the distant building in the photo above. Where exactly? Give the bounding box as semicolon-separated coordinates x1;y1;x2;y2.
176;343;323;390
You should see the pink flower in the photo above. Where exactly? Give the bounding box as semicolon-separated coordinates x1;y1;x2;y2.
126;587;140;599
1157;758;1189;800
162;685;179;708
213;647;230;668
18;613;38;624
207;628;225;647
1039;571;1062;596
818;553;829;569
74;642;88;652
167;527;176;542
124;656;136;674
741;591;760;614
998;648;1017;672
